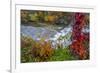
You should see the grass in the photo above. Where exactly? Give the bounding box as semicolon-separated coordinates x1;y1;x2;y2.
49;48;77;61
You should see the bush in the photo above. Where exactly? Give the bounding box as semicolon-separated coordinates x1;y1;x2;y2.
21;36;35;63
31;38;54;62
21;36;77;63
49;47;77;61
21;35;35;49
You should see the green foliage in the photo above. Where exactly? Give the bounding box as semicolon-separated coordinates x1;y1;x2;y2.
21;10;74;25
49;48;77;61
21;48;33;63
21;36;35;62
21;36;77;63
21;47;77;63
29;14;38;22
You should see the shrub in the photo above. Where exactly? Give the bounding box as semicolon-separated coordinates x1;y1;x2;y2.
21;35;35;49
31;38;54;62
21;36;35;63
49;47;77;61
70;13;89;60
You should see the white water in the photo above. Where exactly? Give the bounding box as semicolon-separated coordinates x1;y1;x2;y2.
21;24;89;49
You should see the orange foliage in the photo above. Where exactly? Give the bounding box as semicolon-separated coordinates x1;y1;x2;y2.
31;38;54;61
44;15;58;24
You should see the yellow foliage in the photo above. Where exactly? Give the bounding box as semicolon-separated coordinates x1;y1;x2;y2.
32;38;54;61
44;15;58;23
29;13;39;22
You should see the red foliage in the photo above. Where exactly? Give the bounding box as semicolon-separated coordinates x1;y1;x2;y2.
70;13;89;59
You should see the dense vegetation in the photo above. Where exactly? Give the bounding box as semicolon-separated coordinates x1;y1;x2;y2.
70;13;89;59
21;10;74;26
21;10;89;63
21;36;77;62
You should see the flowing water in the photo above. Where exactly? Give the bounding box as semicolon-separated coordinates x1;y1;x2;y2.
21;23;89;49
